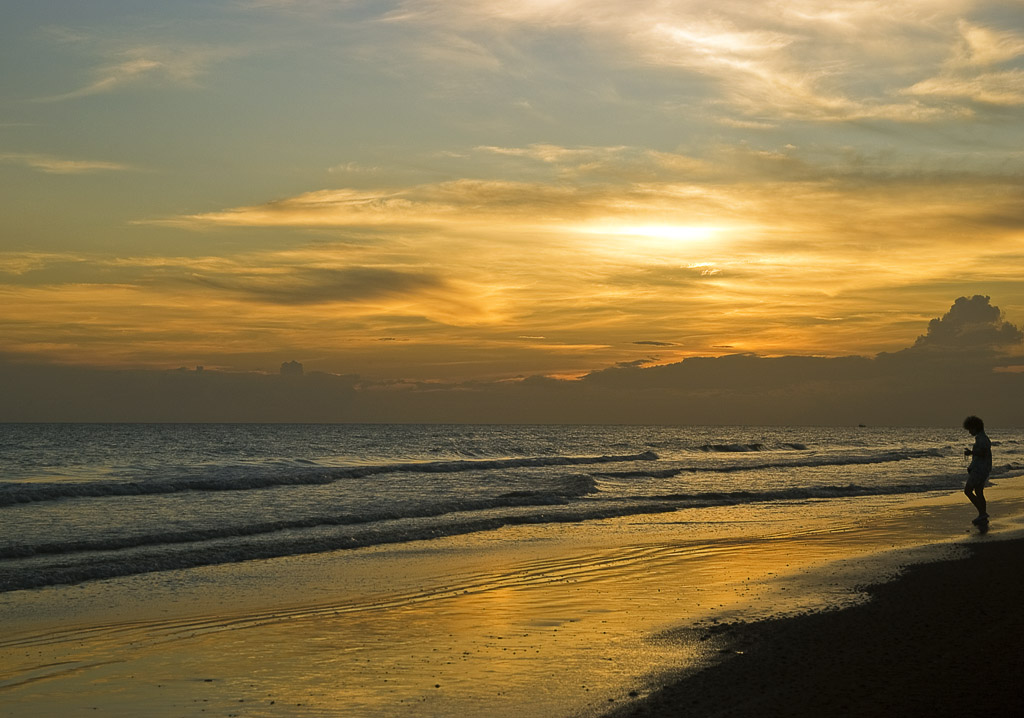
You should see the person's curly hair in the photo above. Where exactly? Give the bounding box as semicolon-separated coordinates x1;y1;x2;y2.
963;415;985;433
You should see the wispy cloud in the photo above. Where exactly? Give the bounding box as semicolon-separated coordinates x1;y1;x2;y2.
0;152;136;174
34;30;242;102
476;144;631;164
0;246;504;374
353;0;1004;122
227;1;1023;123
904;20;1024;106
906;69;1024;105
154;139;1024;238
192;266;450;305
0;252;87;274
153;188;455;228
149;179;735;233
951;19;1024;67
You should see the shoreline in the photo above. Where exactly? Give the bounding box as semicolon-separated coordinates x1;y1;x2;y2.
2;479;1024;717
606;536;1024;717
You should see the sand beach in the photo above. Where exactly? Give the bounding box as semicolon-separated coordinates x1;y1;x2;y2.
2;471;1023;717
607;535;1024;718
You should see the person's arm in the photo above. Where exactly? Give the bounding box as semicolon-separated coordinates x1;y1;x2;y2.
967;436;979;471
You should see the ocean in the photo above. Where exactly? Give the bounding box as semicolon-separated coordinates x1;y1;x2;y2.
2;423;1019;595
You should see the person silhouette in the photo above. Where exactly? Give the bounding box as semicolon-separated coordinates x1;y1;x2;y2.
962;415;992;525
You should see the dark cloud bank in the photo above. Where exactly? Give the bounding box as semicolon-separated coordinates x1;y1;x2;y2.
3;296;1023;425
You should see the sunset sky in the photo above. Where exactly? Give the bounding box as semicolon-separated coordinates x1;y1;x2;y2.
3;0;1024;390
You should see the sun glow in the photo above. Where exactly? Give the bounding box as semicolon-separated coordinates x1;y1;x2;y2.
577;224;722;242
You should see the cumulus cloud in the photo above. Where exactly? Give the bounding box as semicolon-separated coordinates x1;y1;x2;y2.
909;295;1024;352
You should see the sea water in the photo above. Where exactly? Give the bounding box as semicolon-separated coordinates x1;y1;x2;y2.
2;423;1021;594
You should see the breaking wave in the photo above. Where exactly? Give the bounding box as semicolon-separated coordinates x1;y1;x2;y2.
0;477;959;593
597;448;944;479
0;452;656;506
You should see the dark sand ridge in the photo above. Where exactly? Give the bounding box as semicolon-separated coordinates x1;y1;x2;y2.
606;536;1024;718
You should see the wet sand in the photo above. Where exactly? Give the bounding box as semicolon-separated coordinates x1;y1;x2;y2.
2;479;1023;717
607;536;1024;718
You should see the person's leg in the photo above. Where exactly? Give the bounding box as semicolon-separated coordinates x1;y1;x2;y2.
965;476;988;520
965;485;981;511
974;486;987;517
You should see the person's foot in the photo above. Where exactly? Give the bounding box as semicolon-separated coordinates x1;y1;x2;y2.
972;514;989;525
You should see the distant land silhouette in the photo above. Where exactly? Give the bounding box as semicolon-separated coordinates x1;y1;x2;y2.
2;296;1021;424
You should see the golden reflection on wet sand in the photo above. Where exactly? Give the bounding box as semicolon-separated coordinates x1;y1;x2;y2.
2;480;1024;717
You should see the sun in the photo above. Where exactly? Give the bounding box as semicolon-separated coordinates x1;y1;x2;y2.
570;223;725;257
573;223;723;241
605;225;722;241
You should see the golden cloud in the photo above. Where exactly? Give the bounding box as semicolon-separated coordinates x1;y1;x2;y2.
7;140;1024;376
906;69;1024;105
